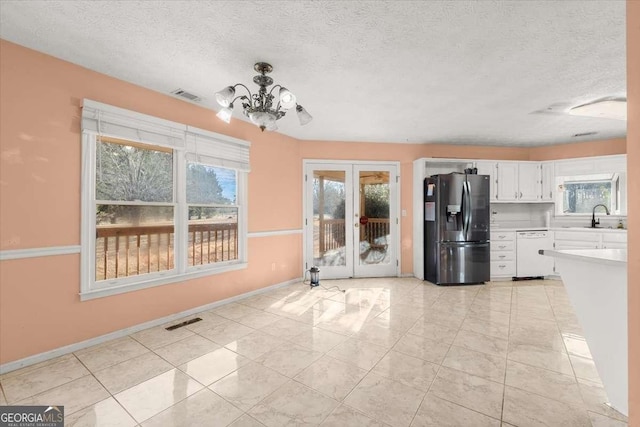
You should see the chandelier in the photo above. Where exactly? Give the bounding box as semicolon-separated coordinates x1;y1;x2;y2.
214;62;313;132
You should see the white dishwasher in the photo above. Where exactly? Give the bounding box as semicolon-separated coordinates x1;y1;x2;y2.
516;231;555;278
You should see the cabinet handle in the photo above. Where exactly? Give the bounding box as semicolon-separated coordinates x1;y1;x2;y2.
499;255;506;258
498;264;506;268
498;245;506;249
515;191;517;198
550;191;552;198
520;192;523;198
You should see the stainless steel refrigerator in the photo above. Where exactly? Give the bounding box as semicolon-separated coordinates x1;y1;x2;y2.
424;173;490;285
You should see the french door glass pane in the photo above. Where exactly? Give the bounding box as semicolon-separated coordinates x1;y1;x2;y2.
358;171;390;265
313;171;346;267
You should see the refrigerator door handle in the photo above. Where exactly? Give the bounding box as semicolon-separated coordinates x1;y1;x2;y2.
462;180;470;241
466;180;473;239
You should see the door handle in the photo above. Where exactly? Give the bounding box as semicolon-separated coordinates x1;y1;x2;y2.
467;181;473;234
462;181;471;240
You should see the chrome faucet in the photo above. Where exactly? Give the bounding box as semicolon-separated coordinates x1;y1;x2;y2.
591;204;610;228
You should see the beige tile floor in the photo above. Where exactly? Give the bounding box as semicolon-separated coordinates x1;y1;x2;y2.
0;278;629;426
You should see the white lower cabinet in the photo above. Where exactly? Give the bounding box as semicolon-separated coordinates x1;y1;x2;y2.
489;229;627;278
490;231;516;278
602;232;627;249
552;230;627;274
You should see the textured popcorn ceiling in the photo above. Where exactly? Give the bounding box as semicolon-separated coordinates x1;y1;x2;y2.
0;1;627;146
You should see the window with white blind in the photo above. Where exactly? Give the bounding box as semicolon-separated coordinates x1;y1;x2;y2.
80;99;250;300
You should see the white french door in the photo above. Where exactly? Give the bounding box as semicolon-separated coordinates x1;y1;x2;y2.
303;161;399;279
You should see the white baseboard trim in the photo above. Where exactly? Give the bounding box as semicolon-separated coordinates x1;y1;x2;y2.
0;277;302;375
0;245;81;261
248;229;303;238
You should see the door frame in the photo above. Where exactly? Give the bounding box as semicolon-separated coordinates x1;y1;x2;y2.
302;159;401;278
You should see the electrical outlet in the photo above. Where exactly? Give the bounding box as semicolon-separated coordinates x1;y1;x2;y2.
271;262;276;271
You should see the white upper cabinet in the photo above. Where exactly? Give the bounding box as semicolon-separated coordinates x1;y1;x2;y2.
496;161;543;202
518;162;541;201
541;162;554;201
475;161;498;201
496;162;520;201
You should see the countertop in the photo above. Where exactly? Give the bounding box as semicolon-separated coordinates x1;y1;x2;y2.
539;248;627;266
491;226;627;233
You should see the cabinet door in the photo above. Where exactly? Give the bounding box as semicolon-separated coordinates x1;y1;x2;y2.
541;162;554;201
496;162;518;201
602;242;627;249
518;162;541;201
475;161;498;201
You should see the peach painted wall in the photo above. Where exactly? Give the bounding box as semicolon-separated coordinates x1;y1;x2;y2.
528;138;626;161
0;40;302;364
0;235;301;362
626;2;639;424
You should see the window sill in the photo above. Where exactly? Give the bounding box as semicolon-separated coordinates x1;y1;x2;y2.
80;262;248;301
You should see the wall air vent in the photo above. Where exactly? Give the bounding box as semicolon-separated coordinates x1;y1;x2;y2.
171;88;202;102
572;131;598;137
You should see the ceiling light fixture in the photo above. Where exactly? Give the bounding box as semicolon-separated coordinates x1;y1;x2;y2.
568;97;627;121
214;62;312;131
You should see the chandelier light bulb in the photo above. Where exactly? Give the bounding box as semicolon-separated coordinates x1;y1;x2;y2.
215;86;235;107
296;105;313;126
216;105;233;123
278;87;297;109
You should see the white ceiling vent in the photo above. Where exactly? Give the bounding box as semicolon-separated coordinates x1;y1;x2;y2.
171;89;202;102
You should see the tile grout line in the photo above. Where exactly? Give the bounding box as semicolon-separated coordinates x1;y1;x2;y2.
69;352;140;423
500;281;515;424
313;280;426;426
430;281;508;424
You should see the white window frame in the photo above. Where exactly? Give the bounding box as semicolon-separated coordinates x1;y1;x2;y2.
80;100;249;301
555;172;624;216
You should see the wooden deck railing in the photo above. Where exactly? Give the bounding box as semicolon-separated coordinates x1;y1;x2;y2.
361;218;390;248
95;222;238;280
317;218;389;254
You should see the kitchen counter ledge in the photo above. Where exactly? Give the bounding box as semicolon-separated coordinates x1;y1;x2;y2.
539;248;626;266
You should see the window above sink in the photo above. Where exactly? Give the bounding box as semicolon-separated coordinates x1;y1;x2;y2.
558;173;621;215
